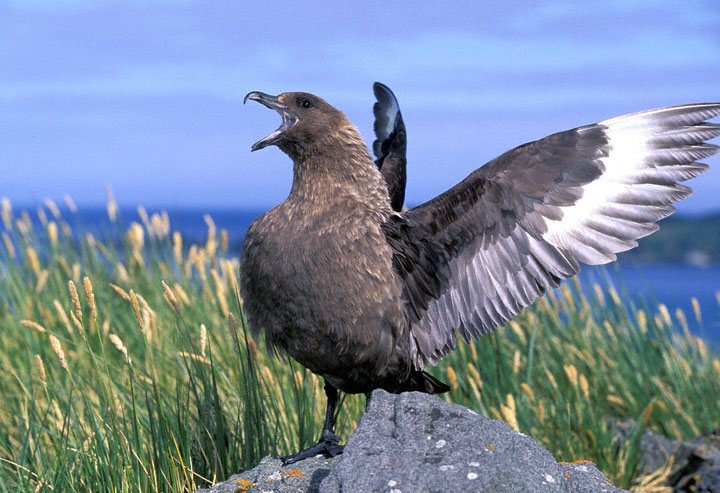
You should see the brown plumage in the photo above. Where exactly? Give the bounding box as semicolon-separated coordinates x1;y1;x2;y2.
241;87;720;464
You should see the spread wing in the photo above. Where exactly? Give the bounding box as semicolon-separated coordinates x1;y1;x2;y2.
383;103;720;368
372;82;407;212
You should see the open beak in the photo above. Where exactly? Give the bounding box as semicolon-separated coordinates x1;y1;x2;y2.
244;91;298;152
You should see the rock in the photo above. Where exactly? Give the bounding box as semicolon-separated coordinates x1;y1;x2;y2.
196;455;339;493
613;420;720;491
198;390;626;492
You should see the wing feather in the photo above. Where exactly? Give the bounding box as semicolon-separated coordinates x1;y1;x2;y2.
384;102;720;367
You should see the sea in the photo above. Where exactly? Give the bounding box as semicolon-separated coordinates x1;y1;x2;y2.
12;206;720;348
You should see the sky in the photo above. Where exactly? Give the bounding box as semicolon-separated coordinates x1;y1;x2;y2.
2;0;720;214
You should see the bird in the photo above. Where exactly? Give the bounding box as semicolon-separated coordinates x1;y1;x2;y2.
241;84;720;465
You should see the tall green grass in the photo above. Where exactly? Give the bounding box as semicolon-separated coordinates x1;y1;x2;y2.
0;197;718;491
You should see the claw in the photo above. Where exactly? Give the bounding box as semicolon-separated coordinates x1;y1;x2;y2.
280;432;344;465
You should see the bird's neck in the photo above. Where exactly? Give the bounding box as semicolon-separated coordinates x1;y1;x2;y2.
288;126;392;215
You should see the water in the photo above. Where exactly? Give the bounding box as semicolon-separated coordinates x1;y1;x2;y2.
17;206;720;347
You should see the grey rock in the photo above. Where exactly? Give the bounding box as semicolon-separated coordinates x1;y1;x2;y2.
199;390;626;493
321;390;624;493
613;419;720;491
195;455;339;493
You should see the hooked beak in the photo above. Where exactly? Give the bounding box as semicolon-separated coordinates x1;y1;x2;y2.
244;91;298;151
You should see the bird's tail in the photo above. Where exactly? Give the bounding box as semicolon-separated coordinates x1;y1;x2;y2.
403;370;450;394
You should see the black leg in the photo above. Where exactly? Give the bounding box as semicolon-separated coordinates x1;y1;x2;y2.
280;382;344;465
364;391;372;411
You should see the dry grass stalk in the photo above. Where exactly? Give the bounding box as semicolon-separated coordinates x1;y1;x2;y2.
173;231;183;265
127;223;145;267
173;283;190;306
70;311;85;336
607;395;625;407
83;277;97;333
35;270;49;293
579;374;590;400
47;222;58;247
106;186;118;223
110;283;132;302
20;320;47;334
675;308;690;341
1;197;11;230
48;335;68;370
53;300;74;335
116;263;130;284
512;350;521;375
2;232;15;258
68;280;82;322
162;281;180;310
520;382;535;401
177;352;211;365
34;354;47;391
26;247;41;276
37;207;48;227
446;366;458;391
62;194;78;213
563;364;579;388
199;324;207;357
658;304;672;326
509;321;527;345
204;214;217;257
220;229;229;254
211;269;229;317
690;297;702;325
44;198;62;219
109;333;131;363
129;290;143;330
500;394;519;431
468;363;483;389
544;368;558;389
636;309;648;334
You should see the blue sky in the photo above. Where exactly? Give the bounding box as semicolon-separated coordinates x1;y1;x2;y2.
2;0;720;213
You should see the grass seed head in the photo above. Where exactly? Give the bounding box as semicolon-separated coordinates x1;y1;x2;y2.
1;197;11;230
83;276;97;332
691;297;702;325
2;232;15;258
199;324;207;357
173;231;183;265
109;333;131;363
26;247;41;276
520;382;535;401
44;198;62;219
53;299;74;335
48;335;68;371
62;194;78;213
34;354;47;390
21;320;47;333
68;280;82;322
446;366;458;391
162;281;180;310
110;283;132;302
47;222;58;247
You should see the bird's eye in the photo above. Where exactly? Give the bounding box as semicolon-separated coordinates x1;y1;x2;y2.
298;98;311;109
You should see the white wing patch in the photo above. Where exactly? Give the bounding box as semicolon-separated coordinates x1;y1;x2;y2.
542;106;718;265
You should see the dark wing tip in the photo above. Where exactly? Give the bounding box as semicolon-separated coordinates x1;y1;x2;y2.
372;82;402;159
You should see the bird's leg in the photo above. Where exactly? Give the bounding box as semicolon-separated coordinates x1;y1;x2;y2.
365;391;372;411
280;382;344;465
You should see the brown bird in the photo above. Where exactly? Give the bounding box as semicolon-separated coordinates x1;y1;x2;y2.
241;85;720;464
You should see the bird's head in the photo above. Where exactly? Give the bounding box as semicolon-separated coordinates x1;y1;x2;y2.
244;91;349;158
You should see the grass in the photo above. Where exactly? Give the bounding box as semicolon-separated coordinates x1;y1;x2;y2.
0;196;718;491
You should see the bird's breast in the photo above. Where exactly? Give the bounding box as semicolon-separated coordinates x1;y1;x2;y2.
239;201;406;381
